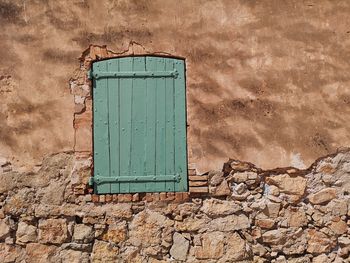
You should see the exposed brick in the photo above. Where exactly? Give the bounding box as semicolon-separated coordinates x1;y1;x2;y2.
188;169;196;176
160;192;167;200
105;195;113;203
125;194;133;202
182;192;190;201
74;186;85;195
92;195;99;203
189;175;208;181
175;192;183;202
166;192;175;201
118;194;132;202
189;181;208;187
152;193;160;201
113;194;118;202
143;193;153;202
189;187;209;193
99;195;106;203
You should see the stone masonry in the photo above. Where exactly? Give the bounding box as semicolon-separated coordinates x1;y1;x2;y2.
0;148;349;262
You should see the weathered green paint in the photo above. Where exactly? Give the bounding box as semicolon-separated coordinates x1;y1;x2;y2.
92;56;188;193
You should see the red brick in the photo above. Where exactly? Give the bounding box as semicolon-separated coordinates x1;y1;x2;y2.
92;195;99;203
175;192;183;202
189;187;208;193
152;193;160;201
189;181;207;187
99;195;106;203
124;194;133;202
105;194;113;203
189;175;208;181
143;193;153;202
188;169;196;176
166;192;175;201
182;192;190;201
118;194;132;202
74;186;85;195
160;192;167;200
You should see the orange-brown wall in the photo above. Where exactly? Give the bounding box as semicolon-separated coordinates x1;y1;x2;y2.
1;0;350;173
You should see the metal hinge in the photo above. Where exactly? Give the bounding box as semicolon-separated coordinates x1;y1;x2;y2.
89;174;181;185
89;70;179;80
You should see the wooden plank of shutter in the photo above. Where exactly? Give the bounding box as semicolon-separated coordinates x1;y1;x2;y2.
145;57;157;191
119;57;133;193
108;59;120;193
93;61;111;193
174;59;188;192
130;57;147;192
165;59;176;192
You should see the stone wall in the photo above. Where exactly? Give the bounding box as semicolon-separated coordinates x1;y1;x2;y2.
0;149;349;262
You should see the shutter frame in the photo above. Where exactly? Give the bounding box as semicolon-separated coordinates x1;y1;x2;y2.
91;56;188;194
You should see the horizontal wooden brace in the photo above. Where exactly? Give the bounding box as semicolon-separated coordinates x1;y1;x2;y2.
89;70;179;79
90;174;181;185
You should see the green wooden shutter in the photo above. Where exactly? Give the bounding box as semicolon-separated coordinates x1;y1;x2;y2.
90;56;188;194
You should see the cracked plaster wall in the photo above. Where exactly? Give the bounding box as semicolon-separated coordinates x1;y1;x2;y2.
1;0;350;173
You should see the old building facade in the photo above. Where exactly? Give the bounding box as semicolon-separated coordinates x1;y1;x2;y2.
0;0;349;262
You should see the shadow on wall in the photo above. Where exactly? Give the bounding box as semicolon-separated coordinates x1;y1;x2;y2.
0;97;61;148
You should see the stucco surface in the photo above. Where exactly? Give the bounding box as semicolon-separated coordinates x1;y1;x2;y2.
1;0;350;172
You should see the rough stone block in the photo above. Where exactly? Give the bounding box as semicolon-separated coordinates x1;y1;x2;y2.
101;221;127;244
16;222;37;244
25;243;58;263
170;232;189;260
38;219;68;244
0;220;10;241
308;188;337;204
91;240;119;262
73;224;94;243
195;231;224;259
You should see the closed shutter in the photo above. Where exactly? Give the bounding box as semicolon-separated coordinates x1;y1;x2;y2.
90;56;188;194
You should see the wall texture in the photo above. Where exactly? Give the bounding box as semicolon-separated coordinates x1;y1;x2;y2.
1;0;350;173
0;150;349;262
